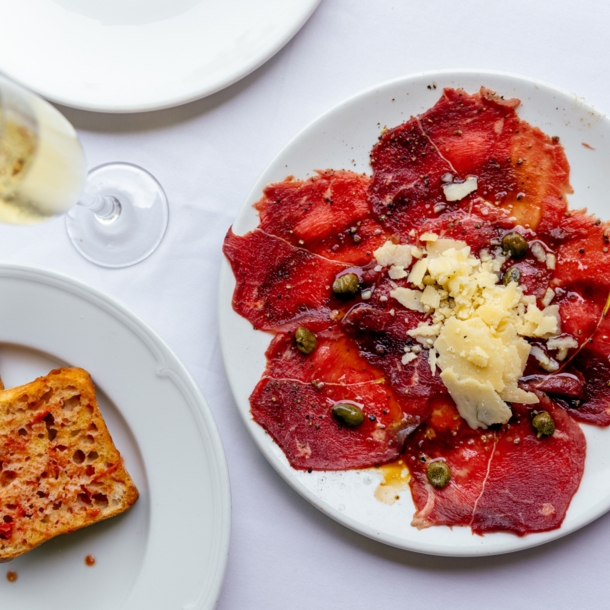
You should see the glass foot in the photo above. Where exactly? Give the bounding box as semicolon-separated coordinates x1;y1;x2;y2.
66;162;169;268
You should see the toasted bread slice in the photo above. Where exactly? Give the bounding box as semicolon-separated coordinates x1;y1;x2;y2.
0;368;139;561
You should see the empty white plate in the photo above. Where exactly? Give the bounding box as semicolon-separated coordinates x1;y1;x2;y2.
0;0;321;112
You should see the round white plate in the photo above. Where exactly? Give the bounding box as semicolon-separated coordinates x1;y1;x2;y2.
0;0;321;113
219;70;610;556
0;265;230;608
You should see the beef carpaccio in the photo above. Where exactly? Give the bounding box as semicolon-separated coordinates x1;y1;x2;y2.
223;87;610;537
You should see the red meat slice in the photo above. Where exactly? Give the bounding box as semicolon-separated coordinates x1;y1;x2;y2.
255;170;386;265
529;220;609;372
561;312;610;425
407;399;585;535
252;325;421;470
554;288;605;356
420;88;519;199
472;399;585;535
265;326;385;385
413;198;516;256
406;397;493;529
223;228;348;331
533;212;610;425
524;372;585;400
420;87;571;231
368;114;455;237
509;124;571;233
369;88;570;239
341;280;446;425
548;211;610;291
250;377;412;470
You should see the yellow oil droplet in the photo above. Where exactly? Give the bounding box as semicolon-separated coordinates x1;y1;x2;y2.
604;291;610;316
373;460;411;505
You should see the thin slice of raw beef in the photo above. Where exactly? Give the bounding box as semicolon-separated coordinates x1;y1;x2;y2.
223;228;349;331
264;326;384;385
341;277;446;426
407;398;585;535
368;114;455;237
407;397;494;529
250;377;411;470
419;87;571;231
255;170;386;265
251;325;420;470
560;312;610;425
471;399;585;535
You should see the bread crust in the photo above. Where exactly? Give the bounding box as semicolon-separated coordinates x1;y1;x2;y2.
0;368;139;561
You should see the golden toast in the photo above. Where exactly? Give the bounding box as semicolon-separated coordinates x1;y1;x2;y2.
0;368;139;561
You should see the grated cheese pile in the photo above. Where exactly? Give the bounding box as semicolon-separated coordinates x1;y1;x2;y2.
373;234;574;430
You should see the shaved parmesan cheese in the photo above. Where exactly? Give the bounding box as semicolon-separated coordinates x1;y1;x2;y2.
421;285;441;309
542;305;561;333
386;232;563;429
388;265;408;280
390;287;424;312
519;303;560;337
427;238;468;258
407;323;441;338
442;176;478;202
499;385;540;404
546;252;557;270
531;241;547;263
401;352;418;365
547;335;578;350
541;287;555;307
420;232;439;242
408;259;428;287
530;346;559;372
440;368;512;429
373;241;413;268
467;345;490;368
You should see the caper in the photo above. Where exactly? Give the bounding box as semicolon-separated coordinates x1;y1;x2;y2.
331;403;365;427
295;326;317;355
502;266;521;286
532;411;555;438
426;461;451;489
502;232;529;259
332;273;360;299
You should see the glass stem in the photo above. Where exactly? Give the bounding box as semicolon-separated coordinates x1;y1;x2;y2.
78;194;122;223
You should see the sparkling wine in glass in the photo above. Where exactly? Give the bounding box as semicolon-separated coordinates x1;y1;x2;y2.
0;74;168;267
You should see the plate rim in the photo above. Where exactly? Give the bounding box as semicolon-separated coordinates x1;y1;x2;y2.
0;262;232;607
218;68;610;557
0;0;322;113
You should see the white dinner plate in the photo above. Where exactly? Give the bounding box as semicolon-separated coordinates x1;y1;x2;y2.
0;0;321;113
0;265;230;608
219;70;610;556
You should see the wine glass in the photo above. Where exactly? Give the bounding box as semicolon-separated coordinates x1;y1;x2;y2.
0;74;168;268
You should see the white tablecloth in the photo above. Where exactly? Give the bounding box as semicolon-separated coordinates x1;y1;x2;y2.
2;1;610;607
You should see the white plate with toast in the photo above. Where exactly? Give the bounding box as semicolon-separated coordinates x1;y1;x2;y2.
0;264;230;609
